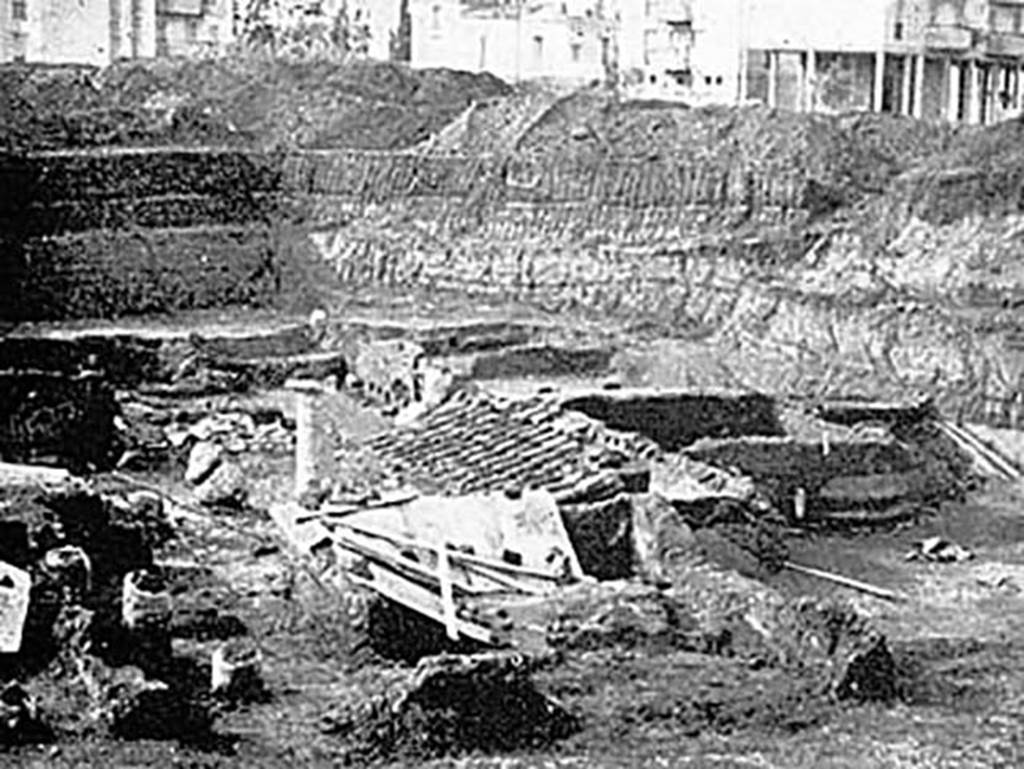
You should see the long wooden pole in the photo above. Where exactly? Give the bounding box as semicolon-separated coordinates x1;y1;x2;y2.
783;561;906;603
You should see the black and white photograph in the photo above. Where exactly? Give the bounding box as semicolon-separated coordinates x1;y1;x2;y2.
1;0;1024;766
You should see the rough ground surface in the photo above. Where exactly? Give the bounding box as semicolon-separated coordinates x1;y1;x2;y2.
2;381;1024;767
6;61;1024;768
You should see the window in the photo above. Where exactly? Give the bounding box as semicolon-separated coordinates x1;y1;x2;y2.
11;0;26;21
185;18;199;42
570;41;581;62
431;4;441;31
893;21;903;40
532;35;543;63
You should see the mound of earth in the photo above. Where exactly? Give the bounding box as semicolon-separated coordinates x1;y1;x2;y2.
0;58;509;153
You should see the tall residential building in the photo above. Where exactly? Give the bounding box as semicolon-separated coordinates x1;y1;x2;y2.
0;0;235;64
742;0;1024;123
410;0;612;85
409;0;1024;123
0;0;156;64
155;0;235;56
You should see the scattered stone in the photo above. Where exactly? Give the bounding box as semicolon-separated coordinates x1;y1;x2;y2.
906;536;974;563
630;492;700;585
121;570;173;673
41;546;92;605
211;638;264;701
193;461;247;508
0;562;31;653
184;440;223;485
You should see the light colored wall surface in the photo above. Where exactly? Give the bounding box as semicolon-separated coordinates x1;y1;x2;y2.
30;0;113;64
411;0;606;83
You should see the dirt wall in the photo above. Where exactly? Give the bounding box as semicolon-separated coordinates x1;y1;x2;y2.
0;148;285;321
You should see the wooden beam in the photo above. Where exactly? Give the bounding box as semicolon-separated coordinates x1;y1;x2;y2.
349;565;497;645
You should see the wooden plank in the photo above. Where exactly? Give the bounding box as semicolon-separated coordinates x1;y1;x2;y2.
337;519;567;582
349;564;497;645
333;530;494;596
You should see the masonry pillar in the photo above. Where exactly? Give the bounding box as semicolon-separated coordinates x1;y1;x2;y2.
873;49;886;112
912;54;925;119
738;47;749;103
966;58;980;124
804;48;816;112
286;378;324;500
767;50;779;108
900;55;913;115
946;58;959;122
1015;64;1022;114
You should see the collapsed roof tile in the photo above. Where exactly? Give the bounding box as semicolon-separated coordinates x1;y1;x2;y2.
351;389;658;496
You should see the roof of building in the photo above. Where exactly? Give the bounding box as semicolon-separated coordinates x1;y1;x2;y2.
358;387;658;496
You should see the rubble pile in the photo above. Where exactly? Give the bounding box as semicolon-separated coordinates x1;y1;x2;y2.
289;478;893;761
0;470;219;742
321;652;576;764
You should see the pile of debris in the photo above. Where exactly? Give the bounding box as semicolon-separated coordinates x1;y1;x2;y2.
0;464;226;744
321;651;577;764
265;382;939;761
275;476;894;762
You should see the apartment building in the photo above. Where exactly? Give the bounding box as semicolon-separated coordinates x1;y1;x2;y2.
617;0;745;104
743;0;1024;123
155;0;234;56
409;0;1024;123
0;0;234;64
0;0;157;64
410;0;611;85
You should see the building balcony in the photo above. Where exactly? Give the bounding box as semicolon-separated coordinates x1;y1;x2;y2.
157;0;202;16
923;24;974;51
645;0;691;23
987;32;1024;58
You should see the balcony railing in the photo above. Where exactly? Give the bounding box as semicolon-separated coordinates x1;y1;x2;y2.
987;31;1024;58
157;0;202;16
923;24;974;51
645;0;691;23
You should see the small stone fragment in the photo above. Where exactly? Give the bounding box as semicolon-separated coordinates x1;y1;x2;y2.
184;440;223;485
193;461;247;508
